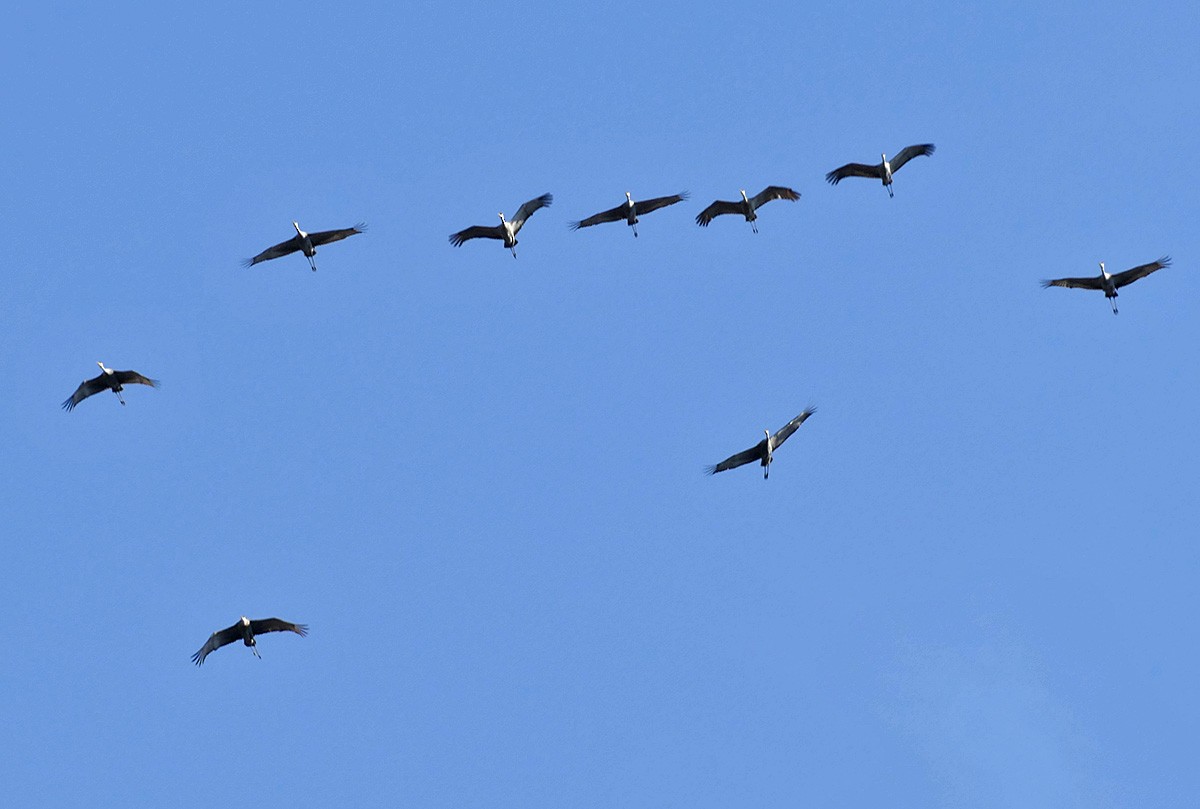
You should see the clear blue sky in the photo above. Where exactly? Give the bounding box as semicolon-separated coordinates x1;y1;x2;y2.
2;2;1197;806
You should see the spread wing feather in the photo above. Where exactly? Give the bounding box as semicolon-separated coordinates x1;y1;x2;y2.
62;373;109;411
888;143;936;172
825;162;883;185
510;194;552;230
449;224;505;246
1041;276;1104;290
112;370;159;388
771;408;816;448
695;199;743;226
705;440;767;475
308;223;366;247
248;618;309;637
636;192;689;215
191;623;243;666
748;186;800;209
570;202;629;230
243;235;303;267
1112;256;1171;289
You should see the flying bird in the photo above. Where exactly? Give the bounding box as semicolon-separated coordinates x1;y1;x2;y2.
244;222;365;272
706;408;816;479
62;362;158;411
825;144;936;197
1041;256;1172;315
449;193;552;258
695;186;800;232
191;616;308;666
570;191;689;237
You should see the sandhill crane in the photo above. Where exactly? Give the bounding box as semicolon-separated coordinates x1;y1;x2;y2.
825;144;935;197
244;222;365;272
695;186;800;232
570;191;689;237
1042;256;1172;315
706;408;816;479
191;616;308;666
62;363;158;411
449;193;553;258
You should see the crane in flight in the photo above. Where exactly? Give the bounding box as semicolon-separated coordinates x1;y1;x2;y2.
706;408;816;479
62;363;158;411
825;144;935;197
244;222;365;272
192;616;308;666
695;186;800;232
570;191;689;237
1042;257;1172;314
449;193;553;258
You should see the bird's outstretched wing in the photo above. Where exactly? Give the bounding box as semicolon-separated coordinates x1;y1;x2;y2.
825;162;883;185
748;186;800;209
510;194;553;230
112;370;159;388
771;407;816;448
1041;276;1104;290
695;199;742;226
308;223;366;247
1112;256;1171;289
888;143;936;172
449;224;504;246
705;440;767;475
248;618;309;637
570;201;629;230
243;235;303;267
191;623;243;666
636;192;689;215
62;373;109;412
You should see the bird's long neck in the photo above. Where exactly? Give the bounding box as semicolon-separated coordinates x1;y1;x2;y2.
625;192;633;207
97;362;112;375
293;221;306;238
1099;262;1109;279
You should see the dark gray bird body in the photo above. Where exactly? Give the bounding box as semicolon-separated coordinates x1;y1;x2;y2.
244;222;365;271
62;362;158;411
449;193;553;258
570;191;689;237
696;186;800;232
706;408;816;479
825;144;935;197
1041;257;1172;314
191;616;308;665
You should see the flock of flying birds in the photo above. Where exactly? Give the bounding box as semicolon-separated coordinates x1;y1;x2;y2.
58;141;1179;664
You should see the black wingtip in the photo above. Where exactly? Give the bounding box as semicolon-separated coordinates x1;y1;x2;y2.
539;193;553;207
61;399;74;412
240;258;255;268
703;465;719;476
353;222;368;233
448;234;463;247
567;221;582;231
1039;280;1053;289
824;172;840;185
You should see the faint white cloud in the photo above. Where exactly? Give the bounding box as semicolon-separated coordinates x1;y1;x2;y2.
885;631;1115;809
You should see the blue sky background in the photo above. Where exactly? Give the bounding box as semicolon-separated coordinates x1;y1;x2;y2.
2;2;1197;806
